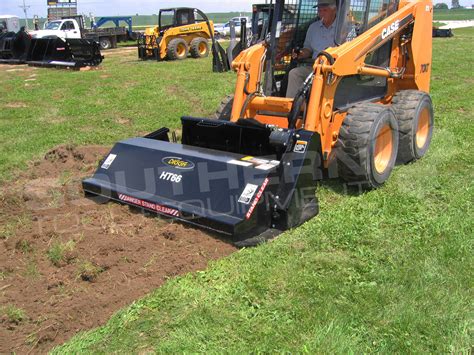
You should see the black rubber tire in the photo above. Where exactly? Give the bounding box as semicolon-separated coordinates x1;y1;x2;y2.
189;37;209;58
166;38;188;60
99;37;112;50
214;95;234;121
391;90;434;164
335;103;399;189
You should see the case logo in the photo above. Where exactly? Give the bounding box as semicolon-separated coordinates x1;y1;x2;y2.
162;157;195;170
381;20;400;39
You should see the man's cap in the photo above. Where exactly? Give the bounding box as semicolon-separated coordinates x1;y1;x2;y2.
314;0;336;7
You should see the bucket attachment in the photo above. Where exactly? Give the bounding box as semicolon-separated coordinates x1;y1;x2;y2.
83;117;323;246
26;38;103;68
0;31;31;64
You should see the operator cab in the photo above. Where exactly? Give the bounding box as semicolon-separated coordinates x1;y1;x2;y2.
263;0;400;107
158;8;208;35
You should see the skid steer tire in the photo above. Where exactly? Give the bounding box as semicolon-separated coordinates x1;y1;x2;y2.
190;37;209;58
335;103;399;189
167;38;188;60
391;90;434;164
214;94;234;121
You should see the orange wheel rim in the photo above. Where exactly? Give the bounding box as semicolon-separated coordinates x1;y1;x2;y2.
177;44;186;56
374;124;393;174
416;108;430;149
199;42;207;55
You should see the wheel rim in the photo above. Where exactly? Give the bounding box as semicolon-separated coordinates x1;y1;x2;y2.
416;107;430;149
177;43;186;57
374;123;393;174
198;42;207;55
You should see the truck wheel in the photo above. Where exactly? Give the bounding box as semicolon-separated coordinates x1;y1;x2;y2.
391;90;434;164
167;38;188;60
190;37;209;58
335;103;399;189
99;37;112;50
214;95;233;121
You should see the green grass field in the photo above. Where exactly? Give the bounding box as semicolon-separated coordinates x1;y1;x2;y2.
434;8;474;21
1;27;472;353
20;12;252;30
22;8;473;30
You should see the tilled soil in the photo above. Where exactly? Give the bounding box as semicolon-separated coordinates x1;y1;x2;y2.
0;145;236;354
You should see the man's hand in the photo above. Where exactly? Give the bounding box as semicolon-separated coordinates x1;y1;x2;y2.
291;47;312;60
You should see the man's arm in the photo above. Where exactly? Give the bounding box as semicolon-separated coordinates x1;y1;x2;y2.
292;22;317;60
292;47;312;60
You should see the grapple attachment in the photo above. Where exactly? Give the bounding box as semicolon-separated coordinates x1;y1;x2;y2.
26;38;103;68
0;31;31;64
83;117;323;246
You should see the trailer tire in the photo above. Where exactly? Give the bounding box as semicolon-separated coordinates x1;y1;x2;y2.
99;37;112;50
391;90;434;164
190;37;209;58
335;103;399;189
167;38;188;60
214;95;233;121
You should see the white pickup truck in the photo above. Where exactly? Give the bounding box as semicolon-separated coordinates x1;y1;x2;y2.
29;18;82;39
28;17;134;49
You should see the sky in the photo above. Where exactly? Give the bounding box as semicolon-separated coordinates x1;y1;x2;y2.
1;0;259;18
1;0;473;18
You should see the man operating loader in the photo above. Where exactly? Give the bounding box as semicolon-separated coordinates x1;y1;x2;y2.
286;0;337;98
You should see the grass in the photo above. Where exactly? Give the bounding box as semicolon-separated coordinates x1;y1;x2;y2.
47;240;76;267
0;50;235;181
0;26;471;353
433;8;474;21
21;12;252;31
47;28;474;353
2;305;27;324
77;261;103;282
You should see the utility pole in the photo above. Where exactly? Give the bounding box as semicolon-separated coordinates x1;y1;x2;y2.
19;0;30;30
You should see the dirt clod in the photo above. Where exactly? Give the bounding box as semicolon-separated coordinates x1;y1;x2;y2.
0;145;236;353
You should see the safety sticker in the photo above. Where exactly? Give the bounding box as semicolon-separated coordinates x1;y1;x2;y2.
228;159;253;167
246;178;270;219
256;163;276;171
240;156;281;170
101;154;117;170
293;140;308;154
118;194;180;217
238;183;259;204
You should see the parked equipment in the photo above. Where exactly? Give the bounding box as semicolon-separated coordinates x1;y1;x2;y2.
0;29;31;64
432;27;453;37
84;0;434;246
29;15;136;50
0;28;103;68
87;16;138;49
26;37;103;68
138;7;228;70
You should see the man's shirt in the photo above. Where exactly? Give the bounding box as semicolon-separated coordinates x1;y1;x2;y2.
304;20;336;59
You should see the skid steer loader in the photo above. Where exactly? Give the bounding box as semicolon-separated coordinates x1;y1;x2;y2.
84;0;434;246
138;7;228;70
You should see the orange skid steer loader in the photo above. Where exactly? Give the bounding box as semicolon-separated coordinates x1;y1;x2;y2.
84;0;434;246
